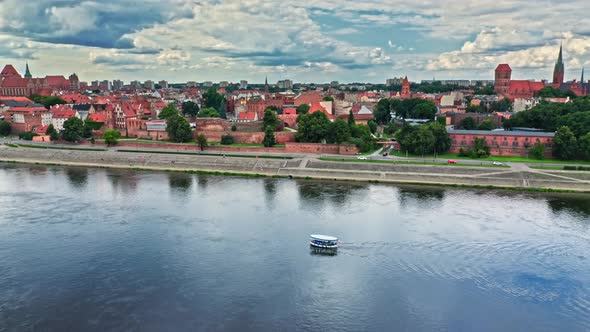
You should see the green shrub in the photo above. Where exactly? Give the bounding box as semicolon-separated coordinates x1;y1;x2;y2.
231;125;237;132
221;135;234;145
18;132;38;141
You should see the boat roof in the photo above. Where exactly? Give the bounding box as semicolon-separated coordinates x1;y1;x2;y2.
310;234;338;241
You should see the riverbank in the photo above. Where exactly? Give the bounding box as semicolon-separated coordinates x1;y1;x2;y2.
1;145;589;192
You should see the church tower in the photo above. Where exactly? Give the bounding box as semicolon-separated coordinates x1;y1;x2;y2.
401;76;410;98
264;76;269;94
24;62;32;79
553;43;565;86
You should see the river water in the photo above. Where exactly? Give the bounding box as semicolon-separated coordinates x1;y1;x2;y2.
0;163;589;331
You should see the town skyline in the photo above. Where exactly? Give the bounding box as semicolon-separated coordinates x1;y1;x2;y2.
1;1;590;82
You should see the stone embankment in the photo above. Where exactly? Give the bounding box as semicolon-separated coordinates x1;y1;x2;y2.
1;145;589;192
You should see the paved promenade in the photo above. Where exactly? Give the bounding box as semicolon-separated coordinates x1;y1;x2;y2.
1;144;589;192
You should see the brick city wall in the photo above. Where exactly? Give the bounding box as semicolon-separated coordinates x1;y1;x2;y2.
195;131;296;144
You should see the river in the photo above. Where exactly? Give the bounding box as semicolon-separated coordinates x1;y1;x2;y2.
0;163;589;331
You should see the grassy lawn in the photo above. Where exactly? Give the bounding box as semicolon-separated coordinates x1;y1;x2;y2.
391;151;590;165
117;149;293;159
529;166;566;171
3;143;18;148
319;157;508;168
17;143;107;152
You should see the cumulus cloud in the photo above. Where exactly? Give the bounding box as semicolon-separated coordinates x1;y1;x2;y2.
0;0;589;81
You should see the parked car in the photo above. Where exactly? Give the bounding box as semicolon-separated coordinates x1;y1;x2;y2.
382;152;389;157
492;161;504;166
357;156;368;160
447;159;457;164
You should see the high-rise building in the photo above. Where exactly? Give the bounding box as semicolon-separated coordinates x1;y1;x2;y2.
186;81;198;88
219;81;229;87
386;77;404;86
158;80;169;89
99;80;111;91
112;80;124;90
239;80;248;89
130;80;141;89
91;80;100;88
144;80;155;89
277;79;293;90
202;81;213;87
553;43;565;86
330;81;339;87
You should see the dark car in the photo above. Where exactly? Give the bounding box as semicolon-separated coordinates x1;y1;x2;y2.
382;152;389;156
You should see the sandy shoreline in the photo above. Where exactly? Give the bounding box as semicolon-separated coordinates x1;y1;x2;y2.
1;145;589;193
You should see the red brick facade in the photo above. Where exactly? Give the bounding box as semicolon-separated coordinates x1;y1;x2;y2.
449;130;554;157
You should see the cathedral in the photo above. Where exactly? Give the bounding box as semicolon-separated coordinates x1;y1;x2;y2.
0;63;80;96
494;44;588;98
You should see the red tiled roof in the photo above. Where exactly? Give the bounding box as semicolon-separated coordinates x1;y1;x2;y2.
495;64;512;72
88;113;106;123
0;64;21;78
509;80;545;94
45;75;68;87
0;96;33;104
239;111;257;120
309;102;333;119
9;106;48;113
35;125;49;134
294;92;322;105
53;108;77;119
37;88;53;96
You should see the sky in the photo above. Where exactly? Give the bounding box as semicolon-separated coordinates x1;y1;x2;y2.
1;0;589;84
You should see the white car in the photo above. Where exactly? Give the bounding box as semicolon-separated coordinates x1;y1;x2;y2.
492;161;504;166
357;156;368;160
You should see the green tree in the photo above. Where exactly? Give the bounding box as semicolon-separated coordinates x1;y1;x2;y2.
383;123;399;135
263;108;278;130
477;119;495;131
578;132;590;160
158;104;179;119
45;124;59;141
181;101;200;117
412;102;437;120
296;111;331;143
202;88;226;118
529;141;545;160
29;94;66;109
460;117;477;130
348;110;356;126
323;95;334;102
296;104;310;115
263;127;276;147
436;116;447;126
196;134;208;151
166;114;193;143
103;129;122;146
198;107;220;118
427;122;451;154
472;137;491;157
368;119;378;134
221;135;234;145
328;119;351;144
553;126;578;160
0;120;10;136
82;118;99;138
62;117;84;142
373;98;391;124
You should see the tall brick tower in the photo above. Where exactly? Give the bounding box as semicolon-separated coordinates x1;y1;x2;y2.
401;76;410;98
494;64;512;96
553;43;565;86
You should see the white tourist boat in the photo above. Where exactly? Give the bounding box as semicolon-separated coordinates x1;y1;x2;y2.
309;234;339;249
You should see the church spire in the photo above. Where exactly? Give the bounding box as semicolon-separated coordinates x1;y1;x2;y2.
553;42;565;86
24;62;32;79
581;67;585;83
264;75;269;94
